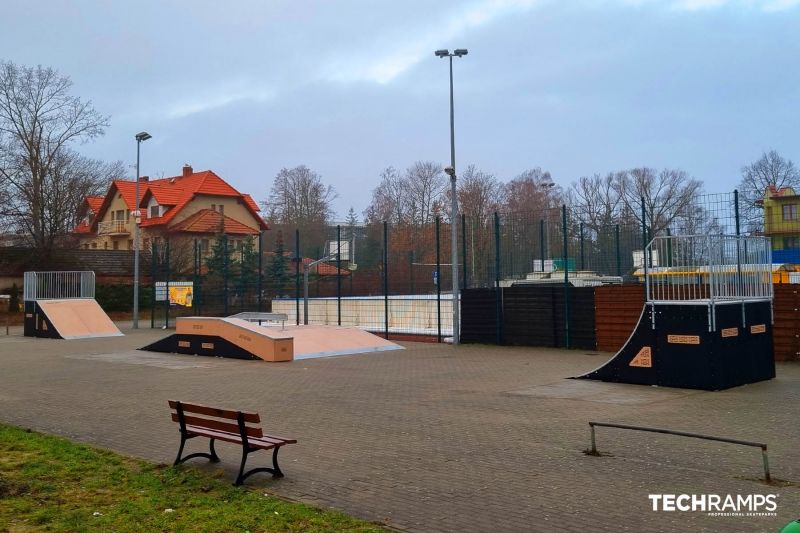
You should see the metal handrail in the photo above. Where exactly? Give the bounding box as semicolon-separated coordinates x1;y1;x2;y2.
587;421;771;482
23;271;95;301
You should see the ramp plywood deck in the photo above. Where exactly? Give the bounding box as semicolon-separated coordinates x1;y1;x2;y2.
36;299;123;339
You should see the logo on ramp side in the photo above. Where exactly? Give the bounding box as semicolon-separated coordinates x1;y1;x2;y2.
629;346;652;367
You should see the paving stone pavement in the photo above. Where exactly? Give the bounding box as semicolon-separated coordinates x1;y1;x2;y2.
0;327;798;532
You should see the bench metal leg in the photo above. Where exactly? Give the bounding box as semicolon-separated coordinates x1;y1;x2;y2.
233;446;284;486
175;435;220;465
173;433;188;466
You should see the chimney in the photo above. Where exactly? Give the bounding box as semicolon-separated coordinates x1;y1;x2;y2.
182;164;193;178
139;175;149;182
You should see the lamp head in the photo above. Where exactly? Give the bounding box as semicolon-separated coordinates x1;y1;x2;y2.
444;166;455;177
135;132;152;142
453;49;468;57
434;49;450;58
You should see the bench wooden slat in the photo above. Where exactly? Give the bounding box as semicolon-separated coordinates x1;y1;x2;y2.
184;425;293;449
171;413;263;438
168;400;260;423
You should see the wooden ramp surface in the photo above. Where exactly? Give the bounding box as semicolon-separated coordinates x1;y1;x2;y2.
174;318;403;361
283;325;404;360
37;299;123;339
176;317;293;361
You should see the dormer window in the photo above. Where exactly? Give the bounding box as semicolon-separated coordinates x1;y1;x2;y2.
150;205;159;218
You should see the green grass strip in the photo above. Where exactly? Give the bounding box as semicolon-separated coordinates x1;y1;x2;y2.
0;424;383;532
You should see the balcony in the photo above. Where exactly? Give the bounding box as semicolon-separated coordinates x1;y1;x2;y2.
97;220;131;235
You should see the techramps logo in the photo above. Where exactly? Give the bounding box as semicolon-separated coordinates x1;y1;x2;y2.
648;493;779;517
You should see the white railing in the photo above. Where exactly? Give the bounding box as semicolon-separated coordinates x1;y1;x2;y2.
24;271;96;301
97;220;130;235
643;235;772;305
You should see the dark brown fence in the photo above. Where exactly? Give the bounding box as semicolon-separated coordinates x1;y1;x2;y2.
594;285;645;352
773;284;800;362
461;285;596;349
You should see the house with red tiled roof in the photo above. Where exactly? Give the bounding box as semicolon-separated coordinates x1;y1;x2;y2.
74;165;268;252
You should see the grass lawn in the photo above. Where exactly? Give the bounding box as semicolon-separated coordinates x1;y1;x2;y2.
0;424;383;532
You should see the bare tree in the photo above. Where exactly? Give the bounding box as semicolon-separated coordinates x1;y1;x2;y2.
364;166;407;224
265;165;337;225
404;161;446;227
739;150;800;231
0;61;110;251
567;172;625;231
615;167;702;237
455;164;504;226
503;167;560;216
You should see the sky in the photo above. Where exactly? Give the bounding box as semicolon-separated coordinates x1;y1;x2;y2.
2;0;799;219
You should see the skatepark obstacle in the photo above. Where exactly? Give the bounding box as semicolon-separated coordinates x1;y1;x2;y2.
141;316;403;362
23;271;123;339
577;234;775;390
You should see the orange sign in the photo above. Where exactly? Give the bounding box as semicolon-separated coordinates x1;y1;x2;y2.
721;327;738;338
178;340;191;348
201;342;214;349
667;335;701;345
629;346;652;368
751;324;766;334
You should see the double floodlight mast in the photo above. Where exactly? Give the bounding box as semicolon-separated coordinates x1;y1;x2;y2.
132;131;152;329
434;48;468;346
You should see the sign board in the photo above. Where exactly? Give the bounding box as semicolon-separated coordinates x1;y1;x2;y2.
155;281;193;307
632;250;660;268
667;334;700;345
721;327;739;338
326;240;351;261
750;324;766;334
629;346;652;368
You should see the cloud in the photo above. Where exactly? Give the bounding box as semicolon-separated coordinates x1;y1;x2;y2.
166;83;276;119
323;0;543;84
606;0;798;10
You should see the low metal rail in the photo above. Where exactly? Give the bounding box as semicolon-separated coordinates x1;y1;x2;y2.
587;421;771;482
228;312;288;330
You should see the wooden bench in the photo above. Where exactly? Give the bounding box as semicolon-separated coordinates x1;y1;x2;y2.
169;400;297;486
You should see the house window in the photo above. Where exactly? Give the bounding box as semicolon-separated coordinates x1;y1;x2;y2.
128;239;133;250
91;242;97;249
150;205;160;218
104;242;108;249
782;204;798;221
113;240;119;250
115;209;125;221
202;239;210;253
211;204;216;212
83;243;89;250
785;237;800;250
218;204;224;215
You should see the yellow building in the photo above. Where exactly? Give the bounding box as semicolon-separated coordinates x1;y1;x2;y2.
74;165;267;253
756;185;800;263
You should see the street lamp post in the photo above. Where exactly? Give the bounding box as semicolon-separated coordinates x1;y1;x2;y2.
133;131;152;329
435;48;467;345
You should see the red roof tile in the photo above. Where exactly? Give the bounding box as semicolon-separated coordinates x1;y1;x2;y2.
86;196;104;213
73;221;92;234
242;194;260;212
168;209;260;235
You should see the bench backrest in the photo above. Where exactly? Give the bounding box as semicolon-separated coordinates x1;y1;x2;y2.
168;400;263;438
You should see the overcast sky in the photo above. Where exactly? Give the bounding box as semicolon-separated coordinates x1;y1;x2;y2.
3;0;799;218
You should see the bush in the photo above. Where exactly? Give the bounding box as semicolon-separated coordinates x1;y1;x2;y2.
95;284;152;312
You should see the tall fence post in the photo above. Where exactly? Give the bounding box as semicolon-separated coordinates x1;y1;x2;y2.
579;221;585;271
436;216;442;343
150;240;157;328
562;205;570;349
223;235;229;316
295;229;300;325
193;239;199;316
615;224;621;278
337;224;342;326
383;221;389;340
641;196;648;282
461;213;467;290
165;239;170;329
734;189;743;296
494;211;502;345
257;232;263;312
539;218;545;272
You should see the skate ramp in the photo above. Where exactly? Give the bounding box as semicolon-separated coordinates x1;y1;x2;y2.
575;302;774;391
33;299;122;339
141;317;403;362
